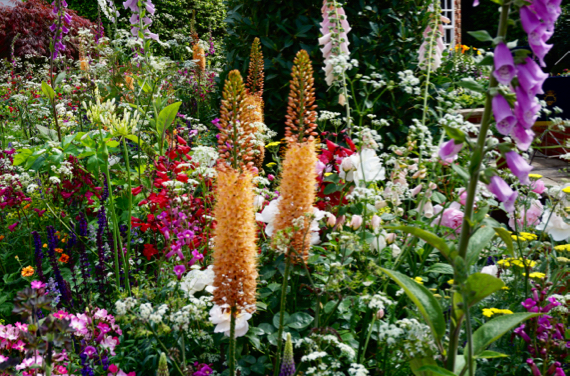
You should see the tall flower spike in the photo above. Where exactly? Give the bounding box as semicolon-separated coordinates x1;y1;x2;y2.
272;141;318;262
217;70;256;172
157;353;169;376
279;333;295;376
243;94;266;169
193;44;206;74
319;0;351;86
246;38;265;99
284;50;318;144
212;168;258;313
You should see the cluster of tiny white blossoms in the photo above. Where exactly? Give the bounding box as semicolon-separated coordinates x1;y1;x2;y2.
376;318;437;359
348;364;369;376
397;70;421;95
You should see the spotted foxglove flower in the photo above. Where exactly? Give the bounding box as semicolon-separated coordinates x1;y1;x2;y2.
418;9;449;71
505;151;533;185
50;0;72;59
488;176;518;213
123;0;159;41
319;0;351;86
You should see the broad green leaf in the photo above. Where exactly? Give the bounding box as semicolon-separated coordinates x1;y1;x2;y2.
273;312;290;329
384;226;452;261
466;224;496;266
493;227;514;256
54;72;66;86
106;140;120;148
474;350;508;359
451;164;469;181
287;312;313;329
427;263;454;275
156;102;182;136
472;312;541;356
467;30;493;43
36;124;58;141
457;78;485;93
380;268;446;342
416;365;458;376
13;149;32;166
125;134;140;144
410;357;439;376
41;81;56;101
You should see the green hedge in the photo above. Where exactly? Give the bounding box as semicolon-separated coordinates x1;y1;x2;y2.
224;0;431;141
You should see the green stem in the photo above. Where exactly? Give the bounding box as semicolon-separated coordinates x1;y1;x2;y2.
229;306;237;376
273;254;292;376
456;2;511;261
359;313;377;364
121;137;133;294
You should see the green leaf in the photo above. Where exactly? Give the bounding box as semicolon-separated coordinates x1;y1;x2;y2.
156;102;182;136
273;312;290;329
410;357;438;376
472;312;541;356
41;81;56;101
493;227;514;256
13;149;32;166
467;30;493;43
106;140;120;148
474;350;508;359
443;125;466;143
427;263;454;275
287;312;313;329
54;72;66;86
451;164;469;181
464;273;505;308
380;268;446;342
457;78;485;93
466;224;496;266
384;226;452;261
36;124;58;141
416;365;458;376
323;183;340;195
125;134;140;144
431;191;446;205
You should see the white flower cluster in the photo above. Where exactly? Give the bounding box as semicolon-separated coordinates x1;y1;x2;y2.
348;364;369;376
377;318;437;359
168;296;211;331
180;265;215;297
366;293;394;311
192;146;218;168
115;297;138;316
397;70;420;95
138;303;169;325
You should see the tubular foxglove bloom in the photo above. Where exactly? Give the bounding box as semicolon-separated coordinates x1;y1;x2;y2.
492;94;516;135
438;139;463;162
319;0;352;86
514;86;541;129
488;176;518;213
418;8;449;71
517;57;548;96
505;151;533;185
123;0;159;41
493;43;516;85
50;0;72;59
511;124;535;151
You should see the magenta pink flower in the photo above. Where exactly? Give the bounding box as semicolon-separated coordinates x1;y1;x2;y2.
174;265;186;280
432;202;464;236
493;94;516;135
515;86;541;129
488;176;518;213
517;57;548;96
8;222;19;232
493;43;515;85
509;199;542;230
511;124;535;151
31;280;46;289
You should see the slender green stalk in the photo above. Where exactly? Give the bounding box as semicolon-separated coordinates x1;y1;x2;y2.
229;306;237;376
121;137;133;292
359;313;377;364
273;254;292;376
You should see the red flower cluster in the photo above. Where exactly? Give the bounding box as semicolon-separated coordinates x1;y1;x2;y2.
55;156;102;208
315;137;355;210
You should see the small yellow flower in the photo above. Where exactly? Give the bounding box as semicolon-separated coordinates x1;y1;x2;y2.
447;279;455;285
414;276;424;285
21;266;34;277
433;294;442;298
429;288;437;292
266;141;281;148
482;308;494;317
519;232;537;241
524;272;546;279
43;244;47;248
483;308;513;317
554;244;570;251
266;162;277;167
556;256;569;263
324;172;333;177
528;174;543;179
501;286;510;290
563;186;570;194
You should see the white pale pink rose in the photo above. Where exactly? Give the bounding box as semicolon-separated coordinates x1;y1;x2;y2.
537;210;570;241
209;305;252;337
432;202;464;237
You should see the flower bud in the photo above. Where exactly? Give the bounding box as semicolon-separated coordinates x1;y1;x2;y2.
349;215;363;230
385;233;396;244
411;184;422;197
268;174;275;181
340;157;354;172
370;215;381;231
326;213;336;227
375;309;385;320
375;200;388;210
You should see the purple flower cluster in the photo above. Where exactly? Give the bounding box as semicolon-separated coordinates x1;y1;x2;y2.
515;285;568;376
32;231;45;283
46;226;70;304
123;0;159;41
50;0;72;59
520;0;561;67
156;208;202;264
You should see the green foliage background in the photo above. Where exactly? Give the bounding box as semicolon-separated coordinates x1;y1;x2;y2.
67;0;226;41
224;0;431;142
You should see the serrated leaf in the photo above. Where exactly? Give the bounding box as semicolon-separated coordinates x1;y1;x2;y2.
13;149;32;166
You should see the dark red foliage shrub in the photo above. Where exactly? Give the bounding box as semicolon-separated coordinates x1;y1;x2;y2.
0;0;97;60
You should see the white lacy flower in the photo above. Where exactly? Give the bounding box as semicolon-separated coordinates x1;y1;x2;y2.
339;149;385;187
537;210;570;241
367;234;386;252
256;197;325;245
180;265;215;297
209;305;252;337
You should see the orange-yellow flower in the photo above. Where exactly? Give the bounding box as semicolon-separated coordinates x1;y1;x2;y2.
55;248;64;253
59;254;70;263
21;266;34;277
23;204;31;210
0;235;4;241
212;168;258;313
193;44;206;74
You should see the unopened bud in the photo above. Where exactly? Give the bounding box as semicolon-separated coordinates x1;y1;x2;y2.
376;309;385;320
385;233;396;244
370;215;381;231
375;200;388;210
349;215;363;230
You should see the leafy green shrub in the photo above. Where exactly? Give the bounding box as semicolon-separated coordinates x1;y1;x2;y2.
224;0;431;141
